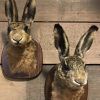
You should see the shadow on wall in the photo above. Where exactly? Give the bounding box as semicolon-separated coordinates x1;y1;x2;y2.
41;65;54;78
1;31;8;46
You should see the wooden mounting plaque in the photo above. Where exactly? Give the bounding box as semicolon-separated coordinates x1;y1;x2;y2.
1;40;43;81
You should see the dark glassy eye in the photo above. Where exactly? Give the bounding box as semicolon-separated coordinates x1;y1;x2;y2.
24;26;28;31
62;64;70;71
24;26;30;33
8;27;12;33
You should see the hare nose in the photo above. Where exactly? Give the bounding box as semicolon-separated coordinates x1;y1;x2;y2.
75;79;87;86
13;38;22;42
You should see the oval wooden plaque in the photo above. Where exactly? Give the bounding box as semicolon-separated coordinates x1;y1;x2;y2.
1;40;43;81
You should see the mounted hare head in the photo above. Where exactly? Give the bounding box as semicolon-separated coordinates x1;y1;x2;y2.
2;0;43;79
5;0;36;46
54;24;98;90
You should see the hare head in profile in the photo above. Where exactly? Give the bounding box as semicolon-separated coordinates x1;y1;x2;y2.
5;0;36;46
54;24;98;90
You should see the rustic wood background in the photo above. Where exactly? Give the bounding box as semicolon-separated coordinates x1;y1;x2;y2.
0;65;100;100
0;0;100;64
0;0;100;100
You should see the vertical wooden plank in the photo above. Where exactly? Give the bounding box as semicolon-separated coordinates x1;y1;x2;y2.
88;65;100;100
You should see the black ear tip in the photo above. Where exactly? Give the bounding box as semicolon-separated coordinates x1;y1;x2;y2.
89;25;99;31
54;23;62;29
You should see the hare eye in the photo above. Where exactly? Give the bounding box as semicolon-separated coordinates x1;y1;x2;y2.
24;26;30;33
8;27;12;33
24;26;29;31
62;64;70;71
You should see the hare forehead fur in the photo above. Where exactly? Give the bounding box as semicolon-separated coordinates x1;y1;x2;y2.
9;22;28;31
65;56;85;70
63;56;87;77
9;22;29;34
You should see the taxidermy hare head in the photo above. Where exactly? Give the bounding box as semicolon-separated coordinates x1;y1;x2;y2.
45;24;98;100
5;0;36;46
2;0;43;79
54;24;98;90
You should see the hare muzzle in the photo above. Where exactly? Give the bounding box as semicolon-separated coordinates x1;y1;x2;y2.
9;29;31;46
72;70;88;87
75;74;88;86
11;35;22;45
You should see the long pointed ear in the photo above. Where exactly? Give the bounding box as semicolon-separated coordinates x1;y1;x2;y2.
54;24;70;60
5;0;18;23
22;0;36;25
74;25;98;58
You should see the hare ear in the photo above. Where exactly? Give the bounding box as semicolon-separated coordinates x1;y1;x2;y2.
54;24;70;60
74;25;98;58
22;0;36;25
5;0;18;23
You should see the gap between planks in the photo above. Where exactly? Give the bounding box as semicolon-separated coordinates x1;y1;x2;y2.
1;21;100;23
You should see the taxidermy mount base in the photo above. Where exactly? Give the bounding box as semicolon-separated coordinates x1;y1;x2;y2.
1;40;43;80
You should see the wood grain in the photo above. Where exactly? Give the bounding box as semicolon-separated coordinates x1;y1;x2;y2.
0;0;100;22
32;23;100;64
0;22;100;64
0;67;27;100
0;65;100;100
87;65;100;100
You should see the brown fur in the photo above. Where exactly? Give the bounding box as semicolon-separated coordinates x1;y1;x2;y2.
6;40;37;76
51;85;84;100
52;78;86;100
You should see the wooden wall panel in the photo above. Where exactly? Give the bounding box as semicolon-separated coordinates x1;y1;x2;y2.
0;67;27;100
0;0;100;21
31;23;100;64
0;22;100;64
0;0;100;100
88;65;100;100
0;65;100;100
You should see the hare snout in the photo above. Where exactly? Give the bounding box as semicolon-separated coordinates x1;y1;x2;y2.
9;30;31;46
72;73;88;87
67;71;88;89
11;37;22;45
68;77;87;90
10;33;23;45
74;78;87;86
